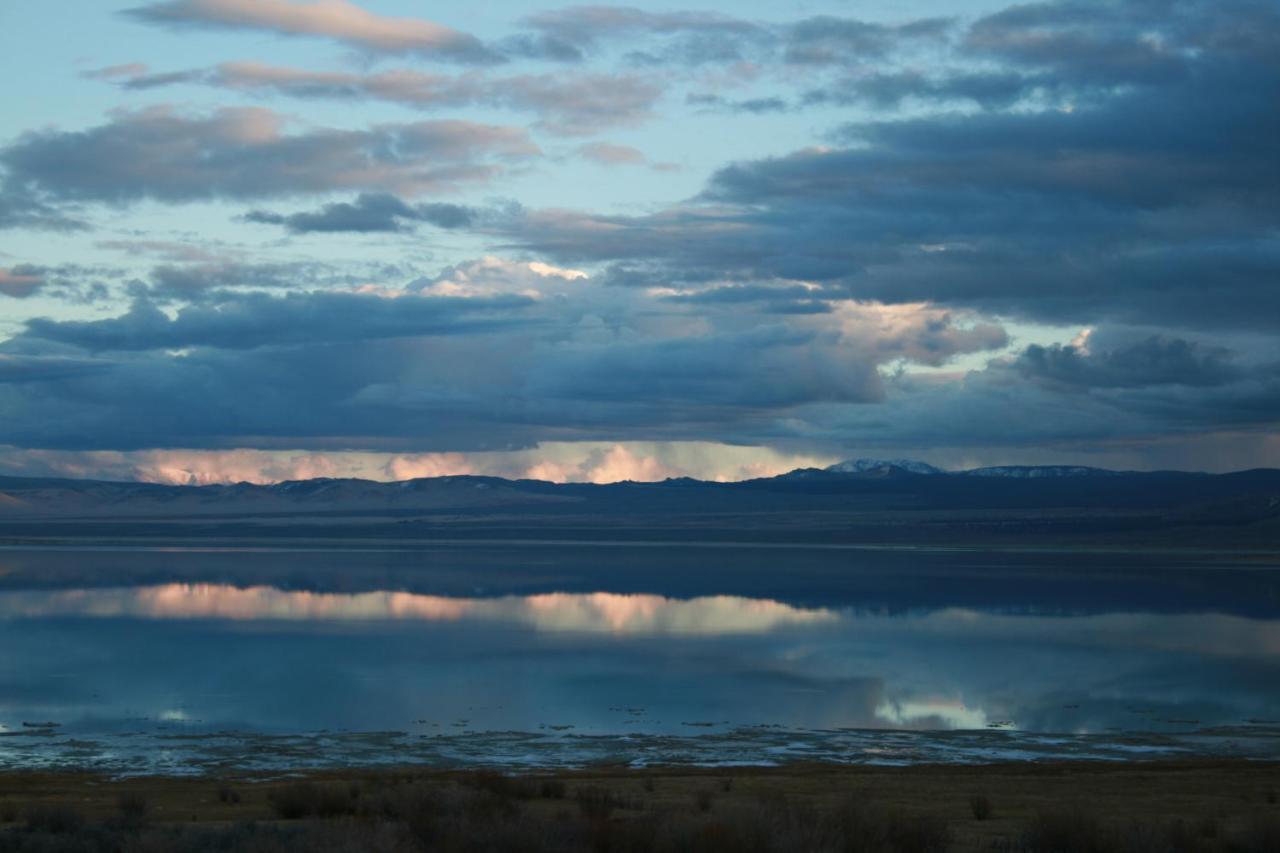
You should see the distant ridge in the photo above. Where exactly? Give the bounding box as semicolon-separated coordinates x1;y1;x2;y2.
0;466;1277;549
0;464;1274;519
963;465;1122;478
823;460;1140;478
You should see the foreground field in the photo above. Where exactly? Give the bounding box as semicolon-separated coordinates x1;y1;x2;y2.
1;760;1278;851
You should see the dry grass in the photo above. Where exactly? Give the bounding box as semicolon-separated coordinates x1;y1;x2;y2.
0;760;1276;852
969;793;993;821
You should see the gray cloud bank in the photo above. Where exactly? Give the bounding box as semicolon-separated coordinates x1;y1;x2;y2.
0;260;1018;452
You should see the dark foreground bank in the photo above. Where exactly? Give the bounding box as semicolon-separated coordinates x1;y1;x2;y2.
1;760;1278;852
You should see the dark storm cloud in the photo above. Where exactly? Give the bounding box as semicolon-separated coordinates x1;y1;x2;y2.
0;355;112;384
524;325;886;410
1015;337;1242;390
0;256;1016;452
243;194;474;234
963;0;1198;88
123;0;502;65
788;354;1280;456
495;0;1280;331
23;290;536;352
0;334;551;453
0;107;538;205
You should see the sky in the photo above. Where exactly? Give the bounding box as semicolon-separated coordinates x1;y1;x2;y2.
0;0;1277;484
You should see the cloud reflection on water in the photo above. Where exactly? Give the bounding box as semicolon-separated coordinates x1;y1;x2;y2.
0;584;838;635
2;575;1279;760
3;584;1278;658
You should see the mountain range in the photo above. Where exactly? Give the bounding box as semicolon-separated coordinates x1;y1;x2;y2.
0;459;1277;551
0;457;1266;518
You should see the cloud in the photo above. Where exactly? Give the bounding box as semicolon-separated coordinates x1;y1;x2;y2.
575;141;674;170
4;0;1278;469
802;70;1035;110
85;243;390;299
833;301;1008;368
1015;335;1242;389
0;266;44;298
123;0;499;64
0;355;110;383
963;0;1198;88
24;289;536;352
0;585;837;635
659;282;832;314
524;6;762;52
496;72;661;135
81;62;151;82
781;15;952;65
413;256;587;299
523;6;949;67
243;193;474;234
1;107;539;205
91;62;663;136
0;441;833;485
686;93;790;114
495;1;1280;331
0;187;88;232
145;262;305;297
782;338;1280;459
523;324;888;411
577;141;646;166
0;257;1017;452
0;264;117;304
96;239;226;264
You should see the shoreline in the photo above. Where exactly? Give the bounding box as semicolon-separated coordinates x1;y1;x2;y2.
1;536;1279;558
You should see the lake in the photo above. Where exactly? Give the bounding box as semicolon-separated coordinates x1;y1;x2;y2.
1;544;1277;774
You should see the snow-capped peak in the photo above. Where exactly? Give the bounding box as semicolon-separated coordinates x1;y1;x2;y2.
825;458;943;475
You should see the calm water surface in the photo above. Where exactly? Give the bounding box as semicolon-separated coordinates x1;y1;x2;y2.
0;545;1277;773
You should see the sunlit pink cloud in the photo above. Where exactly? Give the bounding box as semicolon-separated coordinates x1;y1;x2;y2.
126;0;494;62
0;442;835;486
0;268;44;298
